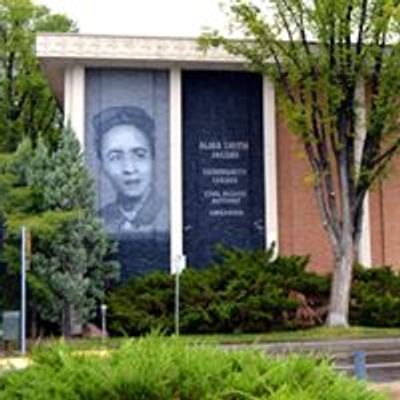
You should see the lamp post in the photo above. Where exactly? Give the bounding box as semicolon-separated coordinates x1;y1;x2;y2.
100;303;107;341
173;255;186;336
20;226;27;355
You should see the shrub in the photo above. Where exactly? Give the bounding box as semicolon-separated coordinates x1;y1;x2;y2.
0;337;387;400
108;247;330;335
350;265;400;327
108;248;400;334
107;271;175;335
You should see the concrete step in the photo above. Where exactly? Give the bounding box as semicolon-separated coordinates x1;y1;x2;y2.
223;338;400;356
260;338;400;353
333;350;400;366
337;363;400;383
224;338;400;383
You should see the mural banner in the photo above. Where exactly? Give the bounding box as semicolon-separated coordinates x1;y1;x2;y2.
85;69;170;279
183;71;265;268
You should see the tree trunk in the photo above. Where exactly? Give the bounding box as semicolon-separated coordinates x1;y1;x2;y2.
70;307;83;336
30;300;38;339
62;304;72;338
326;231;355;326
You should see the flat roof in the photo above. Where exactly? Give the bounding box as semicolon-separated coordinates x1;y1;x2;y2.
36;33;245;105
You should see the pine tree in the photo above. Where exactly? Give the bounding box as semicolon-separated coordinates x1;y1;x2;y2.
0;128;119;336
40;125;94;211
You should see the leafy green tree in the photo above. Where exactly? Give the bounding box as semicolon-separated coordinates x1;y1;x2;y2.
201;0;400;326
0;128;119;336
0;0;76;151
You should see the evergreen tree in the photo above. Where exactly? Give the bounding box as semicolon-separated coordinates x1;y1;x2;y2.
0;128;119;336
0;0;76;319
38;125;94;211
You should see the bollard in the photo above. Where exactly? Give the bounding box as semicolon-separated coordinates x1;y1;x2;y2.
100;304;107;341
353;350;367;380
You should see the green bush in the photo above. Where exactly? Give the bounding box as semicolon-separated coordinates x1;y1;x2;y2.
0;337;386;400
108;247;400;334
107;271;175;335
350;265;400;326
108;247;330;335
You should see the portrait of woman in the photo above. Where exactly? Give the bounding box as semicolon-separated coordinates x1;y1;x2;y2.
92;106;167;237
85;69;170;278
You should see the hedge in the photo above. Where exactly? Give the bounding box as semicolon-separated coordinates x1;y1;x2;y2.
0;337;387;400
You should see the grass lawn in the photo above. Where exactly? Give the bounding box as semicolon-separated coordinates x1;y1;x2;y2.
185;326;400;344
21;326;400;353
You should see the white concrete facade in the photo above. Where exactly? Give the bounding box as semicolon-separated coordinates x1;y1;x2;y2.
64;65;85;146
169;68;184;272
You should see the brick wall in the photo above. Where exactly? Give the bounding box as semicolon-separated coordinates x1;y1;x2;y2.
370;157;400;270
277;113;400;272
277;115;333;274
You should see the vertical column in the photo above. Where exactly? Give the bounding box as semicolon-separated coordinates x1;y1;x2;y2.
170;68;183;273
263;77;279;252
64;65;85;147
63;65;85;335
355;82;372;267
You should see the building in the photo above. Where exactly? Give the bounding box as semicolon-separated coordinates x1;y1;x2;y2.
36;33;400;279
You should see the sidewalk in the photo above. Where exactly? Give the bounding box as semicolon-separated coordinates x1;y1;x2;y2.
372;383;400;400
0;356;30;371
223;337;400;353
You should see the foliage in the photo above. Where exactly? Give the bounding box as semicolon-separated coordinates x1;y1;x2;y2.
0;0;76;315
108;247;330;335
200;0;400;326
350;265;400;327
0;337;386;400
0;127;119;335
108;271;174;336
108;247;400;335
22;326;400;354
0;0;76;151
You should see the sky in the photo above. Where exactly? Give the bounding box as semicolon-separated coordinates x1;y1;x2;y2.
34;0;229;37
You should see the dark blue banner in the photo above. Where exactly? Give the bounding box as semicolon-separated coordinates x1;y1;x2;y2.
183;71;265;268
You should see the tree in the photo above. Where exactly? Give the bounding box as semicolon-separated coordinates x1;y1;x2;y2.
0;0;76;151
200;0;400;326
0;128;119;336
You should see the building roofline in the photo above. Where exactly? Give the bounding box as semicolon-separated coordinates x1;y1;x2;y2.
36;33;246;105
